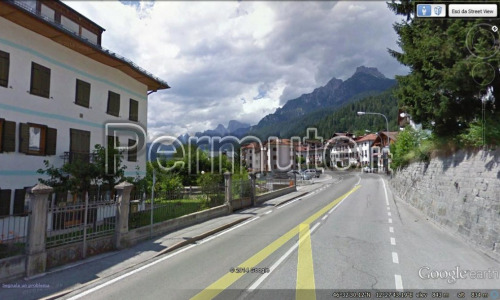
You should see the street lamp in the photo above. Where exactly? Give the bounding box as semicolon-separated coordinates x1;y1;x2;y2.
357;111;390;146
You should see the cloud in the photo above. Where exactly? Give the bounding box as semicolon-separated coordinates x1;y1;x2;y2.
63;1;408;139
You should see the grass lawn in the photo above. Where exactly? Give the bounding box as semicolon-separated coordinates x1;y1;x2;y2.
129;198;211;229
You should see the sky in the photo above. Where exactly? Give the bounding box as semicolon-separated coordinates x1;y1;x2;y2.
63;1;409;140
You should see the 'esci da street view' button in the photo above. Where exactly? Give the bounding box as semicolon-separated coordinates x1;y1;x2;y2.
449;4;498;18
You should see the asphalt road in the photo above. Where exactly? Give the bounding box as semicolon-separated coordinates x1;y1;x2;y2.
60;172;500;300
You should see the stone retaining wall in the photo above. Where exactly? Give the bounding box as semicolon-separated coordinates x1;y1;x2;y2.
389;149;500;258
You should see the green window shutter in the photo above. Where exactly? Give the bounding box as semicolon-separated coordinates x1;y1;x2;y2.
82;131;90;153
13;189;25;215
41;65;51;98
70;129;90;153
0;50;9;87
30;62;51;98
128;139;137;162
75;79;90;108
0;189;11;216
3;120;16;152
30;63;41;96
129;99;138;121
19;123;29;153
45;127;57;156
107;91;120;117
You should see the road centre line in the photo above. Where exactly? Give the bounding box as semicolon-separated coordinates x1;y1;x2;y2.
395;274;404;290
191;185;361;300
389;227;394;233
390;237;396;245
392;252;399;264
297;223;316;300
387;207;390;210
388;212;392;217
388;218;393;224
248;222;320;292
381;178;389;206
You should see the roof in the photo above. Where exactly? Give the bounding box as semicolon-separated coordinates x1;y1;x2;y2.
356;134;378;142
1;0;169;92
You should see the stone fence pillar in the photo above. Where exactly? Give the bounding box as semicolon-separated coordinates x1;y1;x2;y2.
224;172;233;213
114;181;134;250
249;172;256;206
26;183;53;278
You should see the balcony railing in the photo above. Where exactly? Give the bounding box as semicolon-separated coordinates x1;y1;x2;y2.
6;0;169;88
61;152;99;164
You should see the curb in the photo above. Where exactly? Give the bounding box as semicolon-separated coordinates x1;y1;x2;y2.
153;216;252;258
274;192;308;207
40;216;252;300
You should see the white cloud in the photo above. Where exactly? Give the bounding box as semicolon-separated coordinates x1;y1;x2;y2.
63;1;408;139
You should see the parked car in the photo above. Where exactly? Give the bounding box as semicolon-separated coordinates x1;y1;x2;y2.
304;169;319;178
362;166;372;173
300;170;313;180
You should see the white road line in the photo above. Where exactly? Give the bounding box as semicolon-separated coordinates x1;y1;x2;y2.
388;218;393;224
390;237;396;245
392;252;399;264
388;212;392;217
328;208;335;214
248;222;321;291
264;210;272;215
387;207;390;210
321;215;328;221
67;243;198;300
355;175;361;186
381;178;389;206
276;198;301;209
389;227;394;233
69;216;262;299
199;217;260;245
395;274;404;290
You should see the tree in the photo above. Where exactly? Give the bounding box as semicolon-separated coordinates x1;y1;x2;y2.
37;144;127;201
388;0;500;138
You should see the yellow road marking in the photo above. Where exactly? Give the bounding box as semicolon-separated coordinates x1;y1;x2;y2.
296;224;316;300
190;185;361;300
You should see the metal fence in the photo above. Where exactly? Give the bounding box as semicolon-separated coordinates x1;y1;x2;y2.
0;213;29;259
129;185;225;229
256;178;295;195
231;180;252;211
46;196;118;248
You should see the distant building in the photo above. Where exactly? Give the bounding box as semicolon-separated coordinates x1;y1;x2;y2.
0;0;169;214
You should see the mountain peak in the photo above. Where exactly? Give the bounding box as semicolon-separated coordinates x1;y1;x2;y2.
354;66;386;79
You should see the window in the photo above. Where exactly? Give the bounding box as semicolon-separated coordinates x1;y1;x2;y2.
129;99;138;121
13;189;26;215
30;62;51;98
273;147;276;152
128;139;137;162
0;50;9;87
19;123;57;156
107;91;120;117
70;128;90;154
75;79;91;108
0;119;16;152
0;189;11;216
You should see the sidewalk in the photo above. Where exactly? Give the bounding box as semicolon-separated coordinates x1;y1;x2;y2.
0;179;334;300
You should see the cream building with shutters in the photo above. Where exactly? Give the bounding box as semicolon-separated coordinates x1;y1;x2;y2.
0;0;169;215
